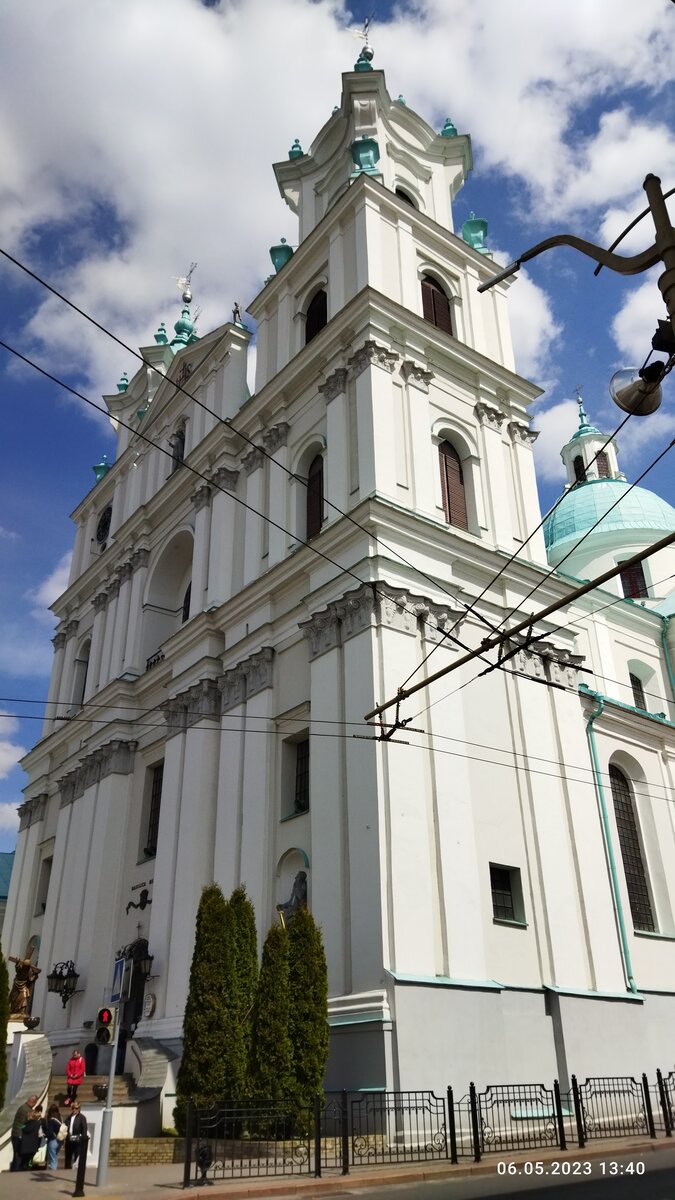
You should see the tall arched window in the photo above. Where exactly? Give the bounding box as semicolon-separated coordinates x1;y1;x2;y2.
438;441;468;530
421;275;453;335
395;187;416;208
305;290;328;345
609;764;655;932
596;449;610;478
306;455;324;539
573;455;586;483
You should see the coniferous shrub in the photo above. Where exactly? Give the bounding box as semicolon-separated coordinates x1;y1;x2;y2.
250;922;293;1101
174;884;230;1132
222;885;258;1099
0;945;9;1109
287;906;329;1108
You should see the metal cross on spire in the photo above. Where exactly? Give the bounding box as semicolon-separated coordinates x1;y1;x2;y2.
175;261;198;305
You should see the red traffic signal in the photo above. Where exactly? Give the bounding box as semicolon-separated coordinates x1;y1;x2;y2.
96;1006;115;1044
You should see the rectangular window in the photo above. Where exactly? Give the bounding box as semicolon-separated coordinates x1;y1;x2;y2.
34;856;53;917
619;561;648;600
144;763;164;858
490;863;525;924
629;672;646;711
294;738;310;814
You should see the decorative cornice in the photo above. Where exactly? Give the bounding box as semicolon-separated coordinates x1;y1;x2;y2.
401;360;434;392
218;665;246;713
117;561;133;585
52;631;68;651
347;340;398;379
58;739;138;807
131;547;151;571
474;402;506;430
218;647;275;712
300;582;465;660
191;484;211;512
107;579;120;601
318;367;349;403
18;794;47;832
262;422;290;453
242;446;265;475
212;466;239;492
505;638;585;691
163;679;221;736
64;620;79;640
508;421;539;446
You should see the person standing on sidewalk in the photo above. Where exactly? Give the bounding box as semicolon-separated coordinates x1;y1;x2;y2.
44;1103;63;1170
65;1048;85;1106
64;1102;87;1169
10;1094;37;1171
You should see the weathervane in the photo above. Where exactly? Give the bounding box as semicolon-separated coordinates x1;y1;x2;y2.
353;14;375;68
175;261;198;305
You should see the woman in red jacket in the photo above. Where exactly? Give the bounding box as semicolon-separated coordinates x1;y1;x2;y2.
64;1049;85;1106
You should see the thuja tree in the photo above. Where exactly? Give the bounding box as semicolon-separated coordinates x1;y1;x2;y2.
250;922;293;1100
287;907;329;1107
221;885;258;1098
0;945;9;1109
174;884;230;1132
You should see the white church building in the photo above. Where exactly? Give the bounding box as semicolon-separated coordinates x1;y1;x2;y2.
4;52;675;1106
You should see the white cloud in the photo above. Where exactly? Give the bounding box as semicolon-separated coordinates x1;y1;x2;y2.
0;802;20;834
497;261;562;383
532;400;578;484
27;552;73;623
0;526;18;541
611;269;667;364
0;713;27;782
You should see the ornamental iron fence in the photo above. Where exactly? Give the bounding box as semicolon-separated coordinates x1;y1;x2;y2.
182;1071;673;1184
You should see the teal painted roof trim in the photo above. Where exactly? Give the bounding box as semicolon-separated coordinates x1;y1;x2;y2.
544;478;675;552
386;970;503;991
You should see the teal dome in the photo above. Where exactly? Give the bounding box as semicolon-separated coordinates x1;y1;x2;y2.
544;479;675;555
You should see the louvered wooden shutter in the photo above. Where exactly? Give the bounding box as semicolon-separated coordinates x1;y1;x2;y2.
421;278;435;323
619;562;647;599
438;441;468;530
306;455;324;539
421;276;453;335
596;450;609;478
573;455;586;483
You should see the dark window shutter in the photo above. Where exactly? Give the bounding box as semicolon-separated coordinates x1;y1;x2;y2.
421;276;453;335
573;455;586;483
438;441;468;530
181;582;192;624
596;450;610;478
305;290;328;345
619;562;648;599
609;765;655;932
306;455;324;539
629;673;646;710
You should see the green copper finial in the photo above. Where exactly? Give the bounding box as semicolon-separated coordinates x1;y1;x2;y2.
441;117;458;138
154;321;168;345
577;393;589;428
461;212;489;254
269;237;294;273
396;95;406;106
116;371;129;393
354;44;374;71
171;304;195;349
288;138;304;160
350;135;381;177
93;454;111;482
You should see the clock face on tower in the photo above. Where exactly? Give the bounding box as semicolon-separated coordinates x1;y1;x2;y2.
96;505;112;545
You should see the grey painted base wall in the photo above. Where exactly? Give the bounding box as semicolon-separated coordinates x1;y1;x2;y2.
324;983;675;1094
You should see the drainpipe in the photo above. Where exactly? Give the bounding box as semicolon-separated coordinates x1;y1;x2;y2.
661;615;675;707
583;687;637;994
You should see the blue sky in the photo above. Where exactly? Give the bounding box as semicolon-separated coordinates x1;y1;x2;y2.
1;0;674;852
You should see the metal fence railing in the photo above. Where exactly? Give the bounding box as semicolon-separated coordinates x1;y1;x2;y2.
182;1071;675;1183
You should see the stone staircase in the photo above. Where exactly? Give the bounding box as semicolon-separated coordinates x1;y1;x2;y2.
48;1073;135;1107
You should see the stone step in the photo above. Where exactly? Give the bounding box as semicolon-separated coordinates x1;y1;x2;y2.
49;1073;135;1106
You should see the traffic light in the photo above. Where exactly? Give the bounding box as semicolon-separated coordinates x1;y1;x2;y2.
96;1006;115;1044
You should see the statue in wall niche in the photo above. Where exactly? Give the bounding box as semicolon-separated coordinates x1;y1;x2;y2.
8;938;41;1019
276;870;308;927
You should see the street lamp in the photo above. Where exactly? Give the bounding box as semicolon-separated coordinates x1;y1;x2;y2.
46;960;81;1007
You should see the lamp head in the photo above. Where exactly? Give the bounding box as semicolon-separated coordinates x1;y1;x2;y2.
609;362;664;416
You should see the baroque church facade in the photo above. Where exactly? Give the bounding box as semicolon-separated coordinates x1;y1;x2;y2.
5;55;675;1104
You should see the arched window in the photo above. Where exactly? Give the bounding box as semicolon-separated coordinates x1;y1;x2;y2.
609;764;655;932
306;455;324;539
629;672;646;710
619;561;648;600
573;455;586;483
596;449;610;478
421;275;453;335
395;187;416;208
305;290;328;345
181;582;192;624
438;441;468;530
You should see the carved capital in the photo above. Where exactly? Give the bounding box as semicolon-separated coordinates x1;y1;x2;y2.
58;739;137;806
117;561;133;585
64;619;79;640
505;637;585;690
131;547;151;571
212;466;239;492
18;794;47;831
218;666;246;713
184;679;222;729
299;609;341;660
191;484;212;512
242;446;265;475
474;402;506;430
302;582;466;657
262;422;290;453
240;646;275;698
318;367;349;403
401;360;434;391
107;580;120;601
508;421;539;446
347;340;398;379
52;631;68;651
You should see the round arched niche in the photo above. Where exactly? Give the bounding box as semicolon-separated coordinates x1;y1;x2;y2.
141;528;194;666
275;847;310;914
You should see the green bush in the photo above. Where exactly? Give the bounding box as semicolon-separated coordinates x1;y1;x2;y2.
174;884;230;1132
222;885;258;1098
250;923;293;1100
0;944;9;1109
287;907;329;1108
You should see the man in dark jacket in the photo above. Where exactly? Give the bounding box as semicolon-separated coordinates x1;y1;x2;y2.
64;1102;88;1169
11;1094;37;1171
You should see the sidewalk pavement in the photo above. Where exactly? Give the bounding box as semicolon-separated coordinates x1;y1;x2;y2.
3;1136;674;1200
